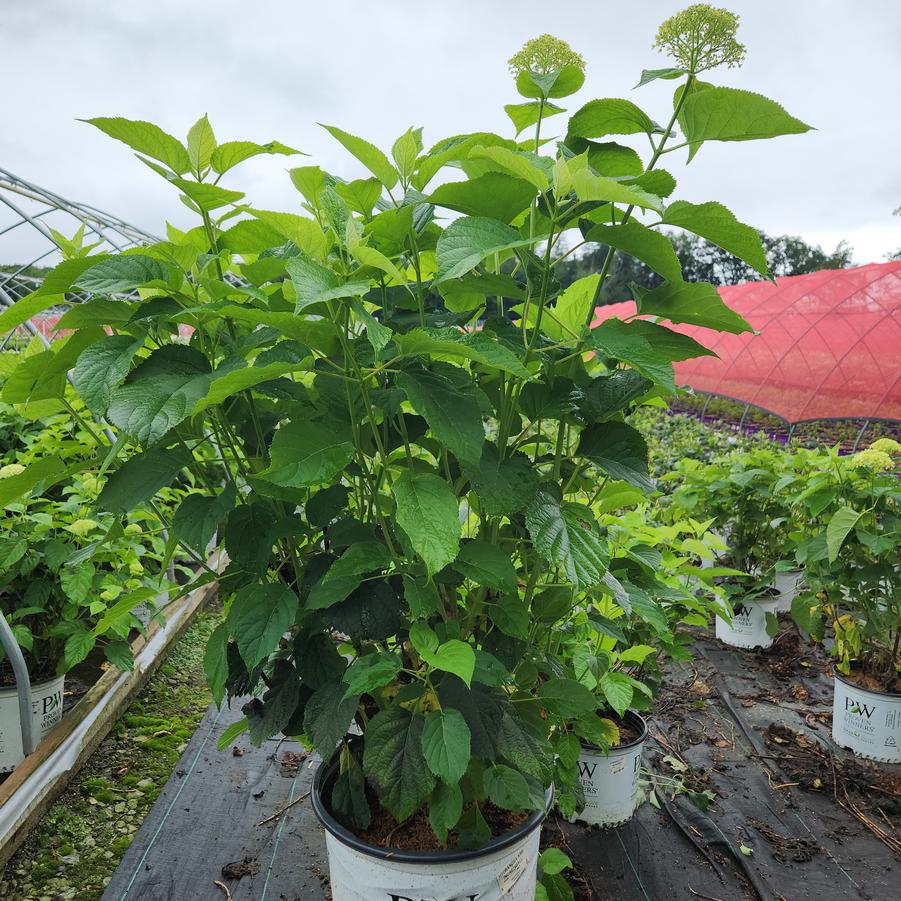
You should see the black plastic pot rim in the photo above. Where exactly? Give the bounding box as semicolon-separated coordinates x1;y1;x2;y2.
579;709;648;753
832;666;901;699
312;739;552;865
0;673;63;696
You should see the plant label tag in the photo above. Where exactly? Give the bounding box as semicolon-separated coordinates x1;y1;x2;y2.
496;848;526;895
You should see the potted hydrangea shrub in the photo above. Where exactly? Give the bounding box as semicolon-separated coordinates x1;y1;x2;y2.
790;439;900;763
5;4;810;895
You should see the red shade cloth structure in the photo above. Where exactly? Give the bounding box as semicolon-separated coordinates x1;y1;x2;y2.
592;261;901;423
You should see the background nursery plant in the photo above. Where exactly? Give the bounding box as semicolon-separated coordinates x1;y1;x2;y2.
3;2;811;858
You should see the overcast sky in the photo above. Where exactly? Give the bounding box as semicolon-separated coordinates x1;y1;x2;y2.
3;0;900;265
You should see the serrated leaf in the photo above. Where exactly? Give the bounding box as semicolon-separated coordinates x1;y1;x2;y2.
172;484;236;553
568;98;656;139
186;114;216;171
505;100;565;136
579;370;652;423
392;471;460;576
97;445;191;514
543;274;598;342
421;709;471;785
635;280;752;334
304;680;359;758
74;254;171;294
84;116;190;174
60;562;94;603
539;847;573;876
72;336;143;416
599;671;633;717
204;622;229;707
429;781;463;839
258;420;354;488
228;582;299;669
429;172;536;223
434;216;532;283
363;706;436;820
211;140;302;176
307;541;391;611
484;764;531;809
585;221;682;282
466;443;539;516
322;124;398;189
578;421;653;491
342;652;402;699
539;678;597;717
452;541;517;593
826;506;862;562
525;492;608;590
62;628;96;672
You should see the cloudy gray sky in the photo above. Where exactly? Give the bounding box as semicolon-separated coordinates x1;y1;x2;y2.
2;0;900;264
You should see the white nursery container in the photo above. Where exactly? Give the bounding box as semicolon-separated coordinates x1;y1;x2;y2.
774;569;804;613
832;670;901;764
716;595;780;649
313;745;551;901
570;711;647;828
0;675;65;772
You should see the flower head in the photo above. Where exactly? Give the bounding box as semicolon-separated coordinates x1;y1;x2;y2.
0;463;25;479
508;34;585;76
869;437;901;454
654;4;746;74
849;448;895;471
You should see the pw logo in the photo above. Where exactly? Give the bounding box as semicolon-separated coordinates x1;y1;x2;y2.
733;604;753;618
578;761;598;779
845;697;876;718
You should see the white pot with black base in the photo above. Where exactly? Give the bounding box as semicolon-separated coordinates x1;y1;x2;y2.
0;675;65;773
831;669;901;764
716;594;780;650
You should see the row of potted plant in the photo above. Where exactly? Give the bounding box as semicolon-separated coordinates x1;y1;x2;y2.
0;5;813;897
666;434;900;764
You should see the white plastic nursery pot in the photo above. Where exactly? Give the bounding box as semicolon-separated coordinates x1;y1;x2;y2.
715;595;780;650
313;747;551;901
0;674;65;773
831;670;901;764
569;710;648;829
773;569;804;614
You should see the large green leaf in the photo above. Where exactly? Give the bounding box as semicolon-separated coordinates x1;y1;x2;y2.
484;764;530;810
304;680;360;758
172;484;236;553
421;709;471;785
567;99;656;139
307;542;392;611
409;623;476;686
286;253;371;312
525;492;608;590
543;275;599;342
465;145;550;192
586;319;676;390
467;443;540;516
258;421;354;488
579;370;652;423
83;117;191;174
329;580;402;642
539;678;597;717
363;706;436;821
228;582;299;669
826;506;862;562
97;445;192;513
394;328;531;379
392;472;460;576
662;201;769;278
397;363;486;466
341;651;402;699
679;86;811;161
429;173;536;223
599;671;634;717
578;421;653;491
74;254;171;294
210;139;302;176
635;280;752;334
321;124;398;189
72;336;143;416
429;782;463;839
435;216;532;283
452;541;518;593
568;164;663;213
584;222;682;282
203;623;229;707
504;100;565;136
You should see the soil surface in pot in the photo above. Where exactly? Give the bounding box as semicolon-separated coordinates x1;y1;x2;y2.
337;783;530;852
839;666;900;695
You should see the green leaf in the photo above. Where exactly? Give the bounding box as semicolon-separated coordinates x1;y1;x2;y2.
304;680;359;758
397;364;486;466
484;764;531;809
62;628;96;672
680;86;812;161
435;216;532;283
587;319;675;389
60;563;94;603
391;127;423;180
410;624;476;686
516;64;585;100
171;179;244;211
0;536;27;568
172;484;236;553
466;443;539;516
826;506;863;562
216;718;248;751
539;848;573;876
578;421;653;491
429;781;463;840
466;145;550;192
525;492;608;590
403;576;440;618
307;542;391;611
363;706;436;821
505;101;565;136
429;173;536;223
453;541;517;594
579;370;652;422
97;445;191;514
539;678;597;717
567;99;655;138
394;328;531;379
330;580;402;642
258;421;354;488
491;594;530;640
421;709;471;785
74;254;170;294
662;200;769;278
332;745;371;831
83;117;191;174
321;124;398;189
223;504;277;575
342;652;402;699
585;222;682;282
568;163;663;212
228;582;299;670
204;622;229;707
72;336;143;416
104;641;134;673
635;280;752;334
211;140;302;176
599;670;634;717
634;67;686;88
245;660;301;745
392;472;461;576
186;114;216;171
286;253;371;312
543;275;598;342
